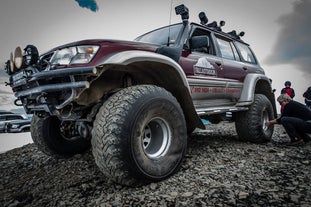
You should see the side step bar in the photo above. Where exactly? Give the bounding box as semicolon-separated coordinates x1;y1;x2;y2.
196;106;248;116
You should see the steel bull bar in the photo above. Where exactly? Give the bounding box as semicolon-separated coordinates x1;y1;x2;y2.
14;66;98;113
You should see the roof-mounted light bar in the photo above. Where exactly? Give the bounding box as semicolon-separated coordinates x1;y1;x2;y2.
199;12;208;25
206;20;225;32
198;10;244;39
198;11;225;32
227;30;245;39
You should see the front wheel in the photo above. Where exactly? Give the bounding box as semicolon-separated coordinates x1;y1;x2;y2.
91;85;187;186
235;94;274;143
31;115;91;157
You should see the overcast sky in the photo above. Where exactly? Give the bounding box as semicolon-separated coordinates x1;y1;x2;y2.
0;0;310;109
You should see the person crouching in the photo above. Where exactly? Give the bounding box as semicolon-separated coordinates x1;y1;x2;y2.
266;93;311;146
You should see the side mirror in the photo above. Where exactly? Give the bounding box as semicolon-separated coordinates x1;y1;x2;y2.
190;36;210;50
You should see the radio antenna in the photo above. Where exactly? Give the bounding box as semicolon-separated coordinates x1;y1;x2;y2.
169;0;173;26
167;0;173;46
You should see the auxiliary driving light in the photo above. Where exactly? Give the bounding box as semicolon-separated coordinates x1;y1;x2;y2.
14;46;24;69
10;52;15;73
239;31;245;37
228;30;237;37
199;12;208;25
207;21;217;28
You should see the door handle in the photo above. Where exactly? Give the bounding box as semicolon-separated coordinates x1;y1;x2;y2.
242;66;248;70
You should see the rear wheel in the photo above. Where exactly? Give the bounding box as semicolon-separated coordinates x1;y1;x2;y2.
31;115;91;157
235;94;274;143
91;85;187;186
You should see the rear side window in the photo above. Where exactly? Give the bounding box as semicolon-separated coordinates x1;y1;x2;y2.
230;42;241;61
215;37;235;60
235;42;256;64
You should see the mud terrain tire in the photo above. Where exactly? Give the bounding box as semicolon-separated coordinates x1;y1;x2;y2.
235;94;274;143
91;85;187;186
31;115;91;157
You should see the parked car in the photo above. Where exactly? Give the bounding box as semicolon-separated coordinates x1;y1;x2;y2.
0;114;30;133
5;118;31;133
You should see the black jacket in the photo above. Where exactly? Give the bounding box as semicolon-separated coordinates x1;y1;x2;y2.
277;100;311;124
303;87;311;104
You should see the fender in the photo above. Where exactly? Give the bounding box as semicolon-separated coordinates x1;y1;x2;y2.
97;50;189;89
237;73;271;104
236;73;276;117
94;50;205;132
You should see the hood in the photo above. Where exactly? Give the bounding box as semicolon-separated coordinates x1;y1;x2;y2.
43;39;160;55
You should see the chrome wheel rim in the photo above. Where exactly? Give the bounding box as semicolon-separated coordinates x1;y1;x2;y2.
142;117;171;159
262;110;269;131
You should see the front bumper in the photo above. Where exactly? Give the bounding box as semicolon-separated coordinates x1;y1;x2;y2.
10;66;98;116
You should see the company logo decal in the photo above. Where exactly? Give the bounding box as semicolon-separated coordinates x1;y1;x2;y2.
193;58;216;76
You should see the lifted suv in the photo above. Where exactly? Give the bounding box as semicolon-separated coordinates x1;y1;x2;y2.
4;5;276;186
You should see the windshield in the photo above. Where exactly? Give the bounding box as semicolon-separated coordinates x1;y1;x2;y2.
135;24;183;46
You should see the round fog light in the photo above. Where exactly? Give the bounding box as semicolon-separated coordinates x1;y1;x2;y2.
14;46;24;69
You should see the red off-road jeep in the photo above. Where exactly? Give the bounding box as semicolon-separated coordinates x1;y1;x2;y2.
4;5;276;185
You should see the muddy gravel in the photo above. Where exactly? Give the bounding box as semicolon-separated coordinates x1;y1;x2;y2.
0;122;310;207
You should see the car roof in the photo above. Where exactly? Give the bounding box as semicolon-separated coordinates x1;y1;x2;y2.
190;22;249;45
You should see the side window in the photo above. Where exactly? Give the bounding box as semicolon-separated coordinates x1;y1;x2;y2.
215;37;235;60
235;42;256;64
190;29;214;55
230;42;241;61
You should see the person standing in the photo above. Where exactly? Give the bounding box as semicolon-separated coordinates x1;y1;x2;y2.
303;86;311;109
280;81;295;112
281;81;295;99
266;94;311;146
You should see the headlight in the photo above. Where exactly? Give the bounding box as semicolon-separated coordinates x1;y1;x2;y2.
50;45;99;65
11;124;19;129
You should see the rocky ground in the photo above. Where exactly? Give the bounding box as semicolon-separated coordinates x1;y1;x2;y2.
0;122;310;207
